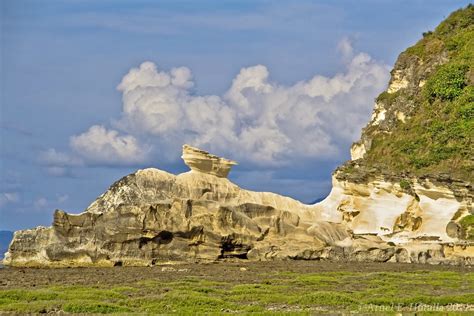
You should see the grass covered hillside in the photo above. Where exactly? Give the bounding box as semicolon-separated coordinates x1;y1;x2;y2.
349;4;473;182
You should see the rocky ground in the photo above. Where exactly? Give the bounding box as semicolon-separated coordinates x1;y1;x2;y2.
1;260;470;288
0;261;473;314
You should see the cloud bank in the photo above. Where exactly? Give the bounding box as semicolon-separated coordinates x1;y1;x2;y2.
44;39;390;170
70;125;150;165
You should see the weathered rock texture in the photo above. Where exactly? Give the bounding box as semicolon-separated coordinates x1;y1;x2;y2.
4;145;473;267
4;147;348;267
317;172;472;249
182;144;237;178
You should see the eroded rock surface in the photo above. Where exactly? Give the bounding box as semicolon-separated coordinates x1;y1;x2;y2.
3;157;342;266
182;145;237;178
4;145;473;267
317;171;472;241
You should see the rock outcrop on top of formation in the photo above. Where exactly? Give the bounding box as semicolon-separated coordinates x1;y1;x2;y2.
4;6;473;267
181;144;237;178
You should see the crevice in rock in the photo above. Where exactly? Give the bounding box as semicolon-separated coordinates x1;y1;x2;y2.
156;231;173;244
185;200;193;218
138;230;174;249
219;236;250;259
175;226;204;239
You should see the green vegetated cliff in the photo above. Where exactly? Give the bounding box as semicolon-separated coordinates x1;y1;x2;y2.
337;5;473;239
341;5;473;183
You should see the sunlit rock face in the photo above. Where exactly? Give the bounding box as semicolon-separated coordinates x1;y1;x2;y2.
4;145;350;267
181;145;237;178
315;171;473;265
316;173;471;242
4;144;473;267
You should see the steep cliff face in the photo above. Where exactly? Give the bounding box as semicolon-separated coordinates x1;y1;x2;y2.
337;5;473;242
350;5;473;180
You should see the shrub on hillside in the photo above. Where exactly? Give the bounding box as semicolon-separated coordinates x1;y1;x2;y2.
424;64;468;101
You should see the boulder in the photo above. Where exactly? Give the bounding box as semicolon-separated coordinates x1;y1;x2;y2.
181;145;237;178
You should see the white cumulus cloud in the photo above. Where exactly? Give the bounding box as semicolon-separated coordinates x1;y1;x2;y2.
45;39;389;170
108;39;389;165
70;125;150;165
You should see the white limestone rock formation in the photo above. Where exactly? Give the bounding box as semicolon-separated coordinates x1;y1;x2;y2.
4;145;350;267
4;144;473;267
316;173;472;243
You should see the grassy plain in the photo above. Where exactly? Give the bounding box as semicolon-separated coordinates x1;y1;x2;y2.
0;261;472;314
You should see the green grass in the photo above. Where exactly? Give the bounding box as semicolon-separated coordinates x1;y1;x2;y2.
399;179;411;190
0;270;472;314
460;215;474;240
425;63;469;101
460;215;474;227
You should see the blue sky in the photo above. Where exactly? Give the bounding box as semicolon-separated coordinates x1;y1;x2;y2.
1;0;471;231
